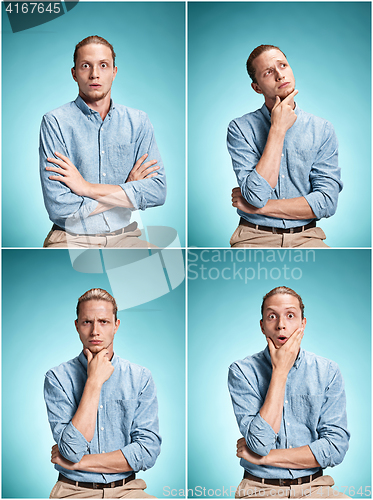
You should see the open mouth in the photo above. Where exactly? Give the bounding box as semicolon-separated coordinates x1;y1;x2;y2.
277;336;288;343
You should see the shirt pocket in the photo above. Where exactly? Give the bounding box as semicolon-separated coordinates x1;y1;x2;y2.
106;399;138;433
290;394;324;428
107;143;137;181
285;148;318;185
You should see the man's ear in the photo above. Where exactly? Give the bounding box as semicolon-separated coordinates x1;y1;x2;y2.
114;318;120;335
260;319;265;335
75;319;79;332
302;317;307;330
71;67;77;82
251;82;263;95
112;66;118;82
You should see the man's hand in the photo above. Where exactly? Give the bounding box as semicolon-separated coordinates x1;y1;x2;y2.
46;152;90;197
51;444;76;470
85;348;114;387
126;153;159;182
236;438;266;465
271;89;299;135
232;187;258;213
266;327;304;378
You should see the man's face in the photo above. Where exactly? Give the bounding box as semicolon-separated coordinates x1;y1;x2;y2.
260;293;306;349
251;49;295;106
71;43;117;104
75;300;120;358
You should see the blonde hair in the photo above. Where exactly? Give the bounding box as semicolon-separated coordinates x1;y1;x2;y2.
261;286;304;319
76;288;118;320
73;35;116;69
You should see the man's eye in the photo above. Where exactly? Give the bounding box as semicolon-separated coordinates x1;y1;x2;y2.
101;63;107;68
288;314;294;319
82;64;89;68
269;314;276;319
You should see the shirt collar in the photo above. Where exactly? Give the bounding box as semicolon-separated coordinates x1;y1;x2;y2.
78;350;118;369
74;95;115;118
263;345;304;369
260;101;299;122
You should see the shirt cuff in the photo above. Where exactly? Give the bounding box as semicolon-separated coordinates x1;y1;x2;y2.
120;183;146;211
243;169;274;208
304;192;333;219
121;443;145;472
59;421;89;463
246;413;277;456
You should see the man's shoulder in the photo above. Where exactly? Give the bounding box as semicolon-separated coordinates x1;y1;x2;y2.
45;355;82;381
302;349;340;372
229;348;267;373
42;100;78;122
114;355;153;379
228;106;265;130
296;107;335;133
112;103;150;126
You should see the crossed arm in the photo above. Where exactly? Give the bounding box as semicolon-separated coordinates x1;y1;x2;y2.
46;152;159;216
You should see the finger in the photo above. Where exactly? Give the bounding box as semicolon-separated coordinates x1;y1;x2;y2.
133;154;149;170
54;152;72;165
282;89;298;104
141;164;159;174
49;175;67;182
266;336;276;356
47;158;67;168
139;160;158;173
84;348;93;364
46;166;66;174
273;96;281;108
144;172;159;179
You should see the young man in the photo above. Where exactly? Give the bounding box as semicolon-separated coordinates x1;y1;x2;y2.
40;36;166;248
228;287;349;498
227;45;342;248
44;289;161;498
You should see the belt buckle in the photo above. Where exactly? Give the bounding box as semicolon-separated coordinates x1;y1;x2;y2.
271;227;277;234
278;479;285;486
92;482;98;489
289;227;294;234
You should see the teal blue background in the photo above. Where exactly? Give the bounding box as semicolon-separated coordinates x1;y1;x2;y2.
2;2;185;247
188;2;371;248
188;249;371;498
2;249;185;498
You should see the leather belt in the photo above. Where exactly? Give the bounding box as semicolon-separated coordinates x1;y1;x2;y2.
239;218;316;235
52;222;138;237
244;469;323;487
58;472;136;489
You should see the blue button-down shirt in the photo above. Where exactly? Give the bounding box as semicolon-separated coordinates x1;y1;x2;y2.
228;347;349;479
227;104;343;228
39;96;166;234
44;351;161;483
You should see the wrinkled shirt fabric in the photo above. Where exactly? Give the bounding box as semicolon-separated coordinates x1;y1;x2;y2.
40;96;166;234
227;104;342;228
228;347;349;479
44;351;161;483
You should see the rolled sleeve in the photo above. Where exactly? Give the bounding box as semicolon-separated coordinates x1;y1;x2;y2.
120;114;166;211
120;369;161;471
39;115;98;227
304;122;342;219
44;372;89;463
308;364;350;468
228;365;277;456
227;120;274;208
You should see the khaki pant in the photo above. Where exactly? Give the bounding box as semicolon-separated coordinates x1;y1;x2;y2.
43;228;156;249
235;475;349;498
49;478;155;499
230;225;329;248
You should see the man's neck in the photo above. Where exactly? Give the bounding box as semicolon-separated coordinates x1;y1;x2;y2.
79;92;112;121
265;96;296;113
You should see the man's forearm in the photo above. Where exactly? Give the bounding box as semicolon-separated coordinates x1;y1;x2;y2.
74;450;133;474
265;445;320;469
258;197;316;219
71;378;102;442
86;184;134;215
259;371;287;434
254;127;286;188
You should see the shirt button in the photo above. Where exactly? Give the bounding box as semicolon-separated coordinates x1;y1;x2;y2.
281;175;285;178
102;451;105;454
103;173;106;176
100;405;103;409
101;151;105;155
287;422;290;426
101;427;104;431
283;197;285;200
281;154;284;157
289;445;292;449
285;400;288;404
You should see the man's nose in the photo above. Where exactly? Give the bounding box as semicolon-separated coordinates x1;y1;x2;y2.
275;69;284;81
277;317;285;329
91;321;99;335
90;65;99;79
